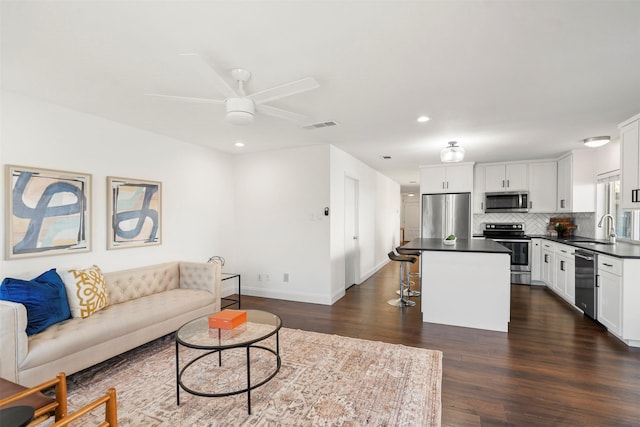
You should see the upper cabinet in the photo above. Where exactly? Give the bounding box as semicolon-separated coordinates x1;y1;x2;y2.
620;113;640;209
484;163;528;192
557;150;596;213
528;161;557;212
420;163;474;194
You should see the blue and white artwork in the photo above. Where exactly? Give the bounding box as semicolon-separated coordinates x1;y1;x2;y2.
108;177;161;249
7;165;91;259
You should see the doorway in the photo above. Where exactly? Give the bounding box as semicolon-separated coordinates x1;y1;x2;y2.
402;196;420;243
344;176;360;289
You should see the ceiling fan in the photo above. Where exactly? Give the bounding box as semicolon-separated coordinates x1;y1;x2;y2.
148;53;320;125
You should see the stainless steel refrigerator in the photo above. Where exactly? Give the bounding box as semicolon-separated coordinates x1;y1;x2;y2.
421;193;471;239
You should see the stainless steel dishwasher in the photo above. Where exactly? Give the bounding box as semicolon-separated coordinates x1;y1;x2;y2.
574;249;597;319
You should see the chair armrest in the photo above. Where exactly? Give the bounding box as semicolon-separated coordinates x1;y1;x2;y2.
0;300;28;382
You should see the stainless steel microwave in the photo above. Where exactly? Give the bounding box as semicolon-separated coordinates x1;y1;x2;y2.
484;192;529;213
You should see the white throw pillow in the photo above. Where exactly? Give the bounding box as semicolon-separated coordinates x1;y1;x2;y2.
61;265;108;318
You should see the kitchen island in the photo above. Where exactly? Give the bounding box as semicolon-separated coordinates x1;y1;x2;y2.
403;238;511;332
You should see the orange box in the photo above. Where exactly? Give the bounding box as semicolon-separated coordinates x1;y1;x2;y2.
208;309;247;330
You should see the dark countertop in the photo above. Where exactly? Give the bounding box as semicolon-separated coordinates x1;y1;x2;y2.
403;238;512;254
529;235;640;259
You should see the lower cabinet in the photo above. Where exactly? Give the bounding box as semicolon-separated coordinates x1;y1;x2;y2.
541;242;555;287
538;241;574;304
598;256;623;336
555;245;575;304
531;239;542;282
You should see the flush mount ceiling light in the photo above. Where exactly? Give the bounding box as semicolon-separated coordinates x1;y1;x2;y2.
417;115;430;123
440;141;465;163
583;136;610;148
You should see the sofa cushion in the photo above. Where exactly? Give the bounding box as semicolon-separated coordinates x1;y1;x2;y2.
60;265;108;318
0;269;71;335
20;288;216;370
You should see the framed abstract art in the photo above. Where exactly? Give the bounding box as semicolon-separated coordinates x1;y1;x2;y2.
6;165;91;259
107;176;161;250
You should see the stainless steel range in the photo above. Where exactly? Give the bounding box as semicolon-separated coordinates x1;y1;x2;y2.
483;223;531;285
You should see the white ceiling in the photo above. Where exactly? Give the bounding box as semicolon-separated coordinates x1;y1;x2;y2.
2;1;640;192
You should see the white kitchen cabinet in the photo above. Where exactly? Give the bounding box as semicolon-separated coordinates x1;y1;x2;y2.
555;244;575;304
619;114;640;209
531;238;542;282
473;165;485;213
420;163;474;194
598;255;623;336
556;150;596;212
484;163;528;192
541;242;555;288
528;161;557;212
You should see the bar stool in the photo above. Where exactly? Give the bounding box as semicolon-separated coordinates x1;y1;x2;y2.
387;251;417;307
396;247;421;297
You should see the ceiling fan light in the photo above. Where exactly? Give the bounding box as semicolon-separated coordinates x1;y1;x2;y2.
225;97;255;125
583;136;610;148
440;141;465;163
225;111;254;125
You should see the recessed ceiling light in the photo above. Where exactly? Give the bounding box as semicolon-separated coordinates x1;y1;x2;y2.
417;116;430;123
235;141;245;147
408;193;415;197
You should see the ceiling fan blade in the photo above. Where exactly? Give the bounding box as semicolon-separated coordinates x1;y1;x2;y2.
146;93;225;105
257;104;308;122
179;53;237;99
249;77;319;105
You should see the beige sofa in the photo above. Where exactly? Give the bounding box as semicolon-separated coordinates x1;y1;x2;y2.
0;261;221;386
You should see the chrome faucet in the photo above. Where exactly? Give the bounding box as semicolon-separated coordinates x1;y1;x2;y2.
597;214;617;244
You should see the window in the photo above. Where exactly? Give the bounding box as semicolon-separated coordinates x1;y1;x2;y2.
598;174;640;241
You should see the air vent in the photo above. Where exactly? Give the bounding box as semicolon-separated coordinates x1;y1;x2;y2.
303;121;338;130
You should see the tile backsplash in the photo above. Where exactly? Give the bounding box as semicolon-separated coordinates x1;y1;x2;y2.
474;212;596;237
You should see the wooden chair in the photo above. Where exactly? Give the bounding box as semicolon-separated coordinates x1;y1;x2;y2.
0;372;67;425
50;388;117;427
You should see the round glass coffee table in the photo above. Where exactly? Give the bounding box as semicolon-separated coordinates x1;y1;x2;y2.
175;310;282;414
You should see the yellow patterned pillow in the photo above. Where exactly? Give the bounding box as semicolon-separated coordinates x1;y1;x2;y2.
61;265;109;318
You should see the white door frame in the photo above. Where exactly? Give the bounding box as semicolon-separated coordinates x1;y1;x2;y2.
344;175;360;288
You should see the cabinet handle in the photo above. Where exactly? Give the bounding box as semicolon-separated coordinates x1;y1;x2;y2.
442;181;445;189
481;202;484;210
507;179;510;188
603;263;613;267
560;199;566;209
529;201;533;209
560;260;565;271
596;274;600;288
544;254;549;263
447;181;449;189
502;179;505;188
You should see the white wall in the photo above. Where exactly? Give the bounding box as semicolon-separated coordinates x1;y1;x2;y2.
0;91;235;278
1;92;401;306
329;146;400;302
233;145;331;304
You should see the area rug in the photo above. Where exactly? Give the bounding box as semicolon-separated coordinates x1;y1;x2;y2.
45;328;442;426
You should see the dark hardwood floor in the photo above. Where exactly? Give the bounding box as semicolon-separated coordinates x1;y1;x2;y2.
237;261;640;426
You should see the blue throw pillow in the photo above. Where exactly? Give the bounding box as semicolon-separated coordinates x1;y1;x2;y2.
0;269;72;335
